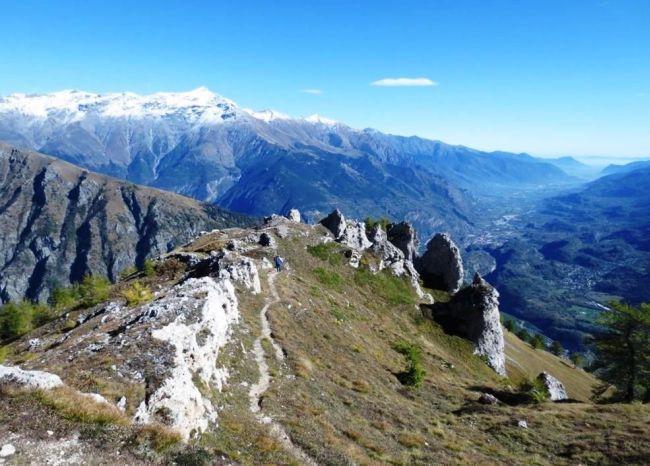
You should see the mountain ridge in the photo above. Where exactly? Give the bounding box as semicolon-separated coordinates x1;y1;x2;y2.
0;143;255;303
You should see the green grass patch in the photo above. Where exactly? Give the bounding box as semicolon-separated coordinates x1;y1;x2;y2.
307;242;343;266
354;268;416;305
330;306;347;322
313;267;343;289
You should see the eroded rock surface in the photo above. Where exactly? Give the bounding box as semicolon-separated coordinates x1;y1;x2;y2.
423;273;506;375
319;209;347;239
134;277;239;439
387;222;419;263
417;233;464;294
286;209;301;223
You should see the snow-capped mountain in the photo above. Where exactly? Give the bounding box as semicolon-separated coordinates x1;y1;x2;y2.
0;87;571;241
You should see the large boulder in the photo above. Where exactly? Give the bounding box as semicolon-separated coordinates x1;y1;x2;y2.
387;222;419;263
0;365;64;390
537;372;568;401
319;209;347;239
286;208;301;223
423;273;506;375
417;233;464;294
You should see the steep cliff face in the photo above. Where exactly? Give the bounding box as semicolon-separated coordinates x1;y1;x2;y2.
0;144;254;303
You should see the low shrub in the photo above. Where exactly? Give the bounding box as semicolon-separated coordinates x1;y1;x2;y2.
518;377;550;403
134;423;182;452
121;281;154;307
142;259;156;277
393;340;426;387
364;216;391;234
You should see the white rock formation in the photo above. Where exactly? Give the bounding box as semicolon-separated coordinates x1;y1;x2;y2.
218;256;261;293
0;444;16;457
0;365;64;390
286;209;301;223
133;277;239;440
537;372;568;401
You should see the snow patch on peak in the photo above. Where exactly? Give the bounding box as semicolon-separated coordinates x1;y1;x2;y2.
0;87;240;123
244;108;291;123
304;114;338;126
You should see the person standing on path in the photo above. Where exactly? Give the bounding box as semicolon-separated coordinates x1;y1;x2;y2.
274;255;284;272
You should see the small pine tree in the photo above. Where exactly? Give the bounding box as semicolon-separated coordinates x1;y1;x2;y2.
78;275;111;307
551;340;564;356
531;334;546;350
503;319;515;332
570;353;583;368
142;259;156;277
393;340;426;387
516;328;531;343
589;301;650;402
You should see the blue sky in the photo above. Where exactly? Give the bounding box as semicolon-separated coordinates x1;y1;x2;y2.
1;0;649;158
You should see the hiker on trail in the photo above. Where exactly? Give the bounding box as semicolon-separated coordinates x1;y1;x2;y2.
274;255;284;272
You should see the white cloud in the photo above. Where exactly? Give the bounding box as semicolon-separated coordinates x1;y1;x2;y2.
300;88;323;95
370;77;437;87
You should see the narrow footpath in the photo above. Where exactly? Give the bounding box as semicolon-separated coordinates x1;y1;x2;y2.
249;271;318;465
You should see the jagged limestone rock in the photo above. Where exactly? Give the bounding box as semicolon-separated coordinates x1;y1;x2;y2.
133;277;239;440
537;372;568;401
417;233;464;294
340;221;372;251
319;210;371;250
286;208;301;223
423;273;506;375
218;256;262;294
367;224;433;303
319;209;347;239
387;222;419;263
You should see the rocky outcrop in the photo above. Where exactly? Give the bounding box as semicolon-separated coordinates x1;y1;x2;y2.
0;144;255;303
387;222;419;263
134;277;239;439
340;221;372;250
286;209;301;223
319;210;372;250
319;209;347;239
423;273;505;375
537;372;568;401
417;233;464;293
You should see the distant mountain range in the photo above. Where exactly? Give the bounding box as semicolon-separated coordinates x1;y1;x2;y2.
0;88;573;240
0;144;254;303
601;159;650;176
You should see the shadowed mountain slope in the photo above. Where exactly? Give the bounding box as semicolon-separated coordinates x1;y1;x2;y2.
0;143;255;303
